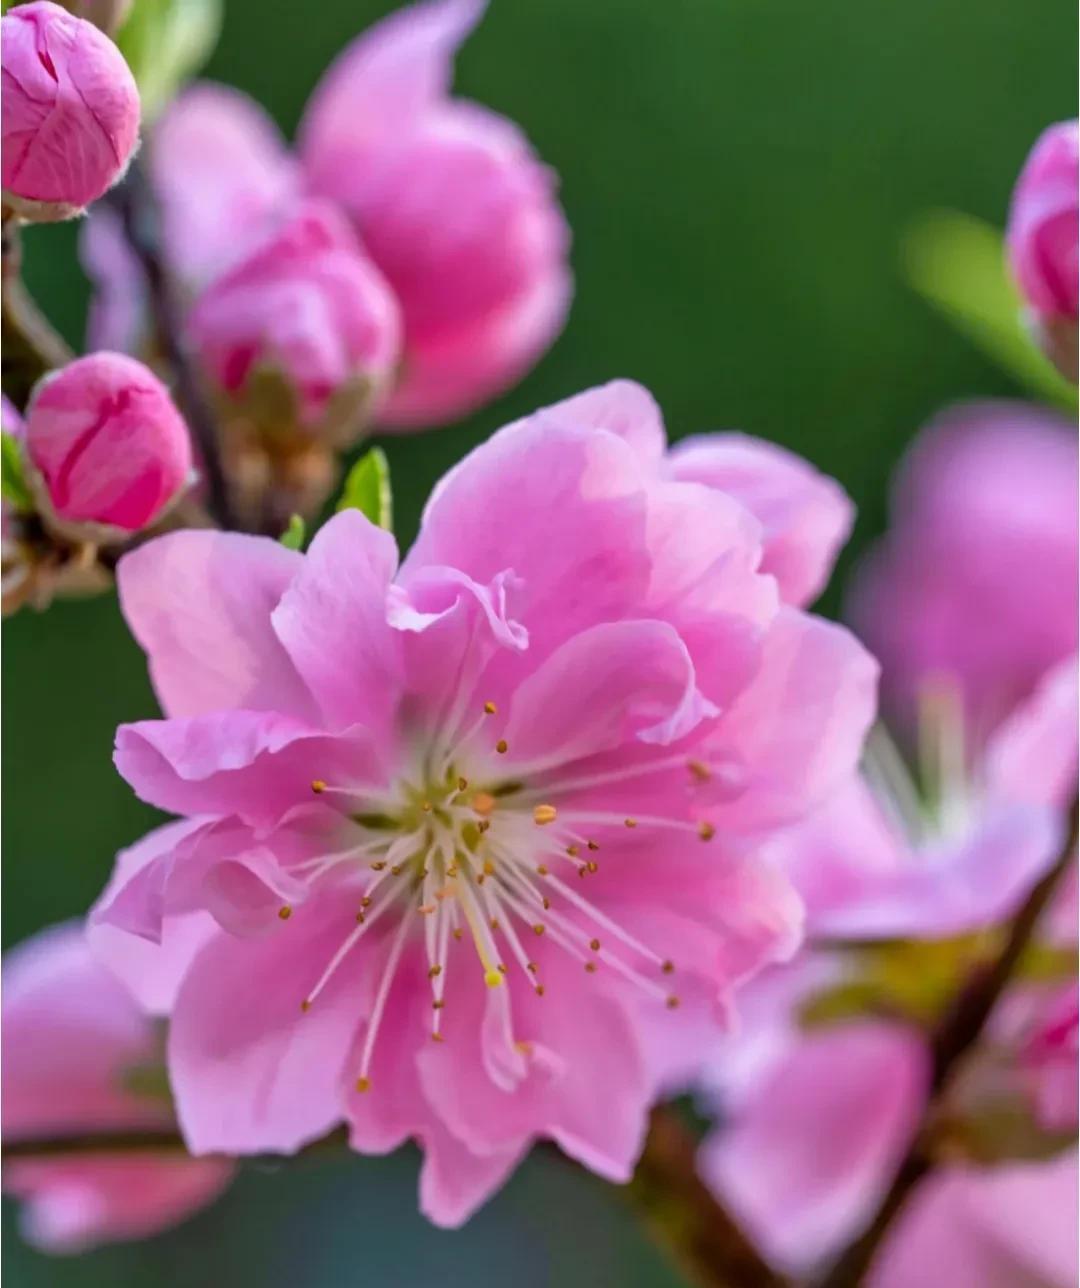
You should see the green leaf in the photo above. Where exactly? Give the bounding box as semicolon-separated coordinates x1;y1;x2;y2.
336;447;393;530
279;513;306;551
116;0;223;121
902;209;1078;412
1;431;34;513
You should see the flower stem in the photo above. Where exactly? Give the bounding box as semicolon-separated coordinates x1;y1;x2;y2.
629;1105;788;1288
816;801;1079;1288
1;213;72;411
105;164;237;530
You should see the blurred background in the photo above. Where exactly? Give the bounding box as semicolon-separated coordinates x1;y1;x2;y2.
3;0;1075;1282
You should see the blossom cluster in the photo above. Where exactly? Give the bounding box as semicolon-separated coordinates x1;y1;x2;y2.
0;0;1076;1283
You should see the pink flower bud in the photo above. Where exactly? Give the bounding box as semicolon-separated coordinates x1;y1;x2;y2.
188;201;402;429
1;1;140;220
25;353;192;534
299;0;571;428
1006;121;1078;378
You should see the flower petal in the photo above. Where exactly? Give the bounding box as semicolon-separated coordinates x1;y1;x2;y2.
118;531;315;721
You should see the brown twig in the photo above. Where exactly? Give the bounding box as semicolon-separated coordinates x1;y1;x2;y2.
1;213;72;410
105;164;236;529
816;802;1078;1288
629;1104;787;1288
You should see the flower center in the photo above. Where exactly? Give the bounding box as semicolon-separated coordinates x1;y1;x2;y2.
288;699;717;1093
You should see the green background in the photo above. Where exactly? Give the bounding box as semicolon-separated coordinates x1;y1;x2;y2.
3;0;1074;1282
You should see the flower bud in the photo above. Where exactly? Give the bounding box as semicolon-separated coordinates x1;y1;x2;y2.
25;353;192;534
188;201;402;434
298;0;571;428
1;1;140;221
1006;121;1078;380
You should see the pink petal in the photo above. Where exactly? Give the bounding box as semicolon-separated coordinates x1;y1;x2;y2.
522;379;667;465
984;655;1079;811
118;531;315;721
271;509;403;736
701;608;879;833
299;0;486;170
668;433;853;607
702;1022;928;1274
167;898;361;1154
503;619;715;770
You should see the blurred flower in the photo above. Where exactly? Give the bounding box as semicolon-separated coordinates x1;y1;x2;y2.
299;0;572;427
696;400;1078;1277
1;1;140;220
1006;121;1078;380
24;352;193;535
92;380;874;1225
2;922;231;1254
188;201;402;433
848;401;1078;744
872;1153;1078;1288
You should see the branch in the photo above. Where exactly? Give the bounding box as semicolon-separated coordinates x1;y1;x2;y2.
816;802;1078;1288
629;1105;788;1288
1;214;72;410
3;1125;350;1164
105;164;236;530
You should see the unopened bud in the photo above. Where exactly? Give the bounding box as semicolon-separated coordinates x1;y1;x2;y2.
188;200;402;437
1;2;140;221
25;353;192;535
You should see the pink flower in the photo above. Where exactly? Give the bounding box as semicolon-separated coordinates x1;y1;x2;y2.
848;401;1078;743
298;0;572;427
1;1;140;220
91;380;875;1225
1007;122;1078;325
24;352;193;534
872;1153;1078;1288
2;922;231;1254
188;201;402;429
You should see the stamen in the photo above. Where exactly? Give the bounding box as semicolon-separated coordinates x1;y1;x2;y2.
355;913;412;1090
533;804;558;826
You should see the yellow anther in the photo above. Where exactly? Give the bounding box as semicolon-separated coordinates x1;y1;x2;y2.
542;897;551;910
484;969;504;988
433;1000;445;1010
431;1031;445;1043
360;896;372;908
421;800;433;813
310;779;327;794
532;923;546;936
665;995;681;1010
587;840;600;852
277;905;292;921
589;938;601;951
356;1076;372;1093
418;904;437;915
515;1040;533;1055
586;861;599;874
483;860;496;876
457;776;468;791
526;961;538;973
495;739;509;755
585;962;598;974
453;928;464;941
533;804;558;826
498;963;508;974
390;864;403;875
624;817;638;829
371;861;387;871
473;791;496;816
566;844;580;857
489;917;500;931
578;866;588;878
355;911;366;924
687;759;712;783
483;701;498;715
661;960;675;975
300;999;312;1013
698;821;716;841
477;820;491;834
537;864;549;876
535;984;546;996
428;964;443;978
